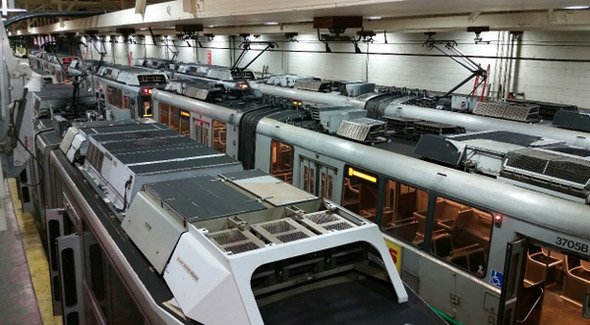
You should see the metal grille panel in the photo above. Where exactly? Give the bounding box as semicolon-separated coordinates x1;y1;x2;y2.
210;230;248;245
138;74;167;84
184;86;209;100
401;269;420;293
310;107;321;122
323;222;353;231
546;159;590;184
300;211;356;234
276;232;309;243
208;229;265;254
504;148;590;187
262;221;296;234
306;213;339;224
225;242;261;254
336;118;386;143
504;151;548;174
252;219;316;244
474;101;539;122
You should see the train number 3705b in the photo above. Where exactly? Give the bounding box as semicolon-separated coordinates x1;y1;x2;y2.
555;236;589;253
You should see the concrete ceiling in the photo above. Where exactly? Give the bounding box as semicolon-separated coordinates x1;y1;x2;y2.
9;0;590;35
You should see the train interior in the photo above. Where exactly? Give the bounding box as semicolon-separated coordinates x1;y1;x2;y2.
518;242;590;324
341;167;493;278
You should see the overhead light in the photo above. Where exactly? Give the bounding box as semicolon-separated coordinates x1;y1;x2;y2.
367;16;382;20
264;21;279;26
2;8;27;13
563;5;590;9
140;27;147;31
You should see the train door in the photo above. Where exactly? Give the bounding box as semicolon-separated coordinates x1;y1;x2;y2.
499;237;527;324
193;116;211;146
299;156;337;200
500;237;590;325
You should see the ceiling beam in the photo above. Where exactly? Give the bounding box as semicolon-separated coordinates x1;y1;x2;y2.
13;1;590;36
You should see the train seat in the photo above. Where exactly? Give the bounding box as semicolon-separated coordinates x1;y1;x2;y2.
447;244;486;276
388;217;419;242
562;256;590;305
397;191;417;220
412;211;428;235
525;247;548;286
431;232;453;258
433;199;470;223
449;208;492;251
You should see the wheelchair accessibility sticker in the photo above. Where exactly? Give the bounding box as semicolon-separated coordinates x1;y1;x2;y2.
490;269;503;288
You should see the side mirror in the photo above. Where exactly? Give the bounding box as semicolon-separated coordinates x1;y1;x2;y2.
584;293;590;319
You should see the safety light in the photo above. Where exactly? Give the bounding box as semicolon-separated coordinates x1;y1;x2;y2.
493;213;503;228
236;82;249;90
141;87;152;96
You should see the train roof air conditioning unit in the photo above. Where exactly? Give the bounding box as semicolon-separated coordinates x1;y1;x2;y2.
336;118;387;143
500;148;590;203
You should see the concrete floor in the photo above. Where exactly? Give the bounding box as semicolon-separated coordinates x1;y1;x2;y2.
0;183;43;324
0;180;61;325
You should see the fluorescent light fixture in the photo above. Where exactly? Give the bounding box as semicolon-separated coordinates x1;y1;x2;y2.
563;5;590;9
367;16;382;20
1;8;27;12
264;21;279;26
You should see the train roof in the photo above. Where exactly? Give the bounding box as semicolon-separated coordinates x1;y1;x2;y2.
95;64;169;86
123;169;423;324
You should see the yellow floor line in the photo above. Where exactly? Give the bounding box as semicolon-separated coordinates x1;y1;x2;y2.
8;178;62;325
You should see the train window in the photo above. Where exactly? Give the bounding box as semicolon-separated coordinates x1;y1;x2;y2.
212;120;227;152
342;166;378;220
116;89;123;108
159;104;169;125
303;165;314;192
195;119;210;146
108;266;145;325
429;196;492;277
169;106;180;131
270;140;293;184
381;180;428;245
320;172;334;200
142;100;152;118
179;110;190;135
107;86;114;106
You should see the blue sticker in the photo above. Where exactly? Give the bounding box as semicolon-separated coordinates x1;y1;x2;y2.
490;269;503;288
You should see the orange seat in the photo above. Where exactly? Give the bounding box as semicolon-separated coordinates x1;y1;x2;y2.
562;255;590;305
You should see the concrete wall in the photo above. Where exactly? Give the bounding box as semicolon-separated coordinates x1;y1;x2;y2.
81;30;590;107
